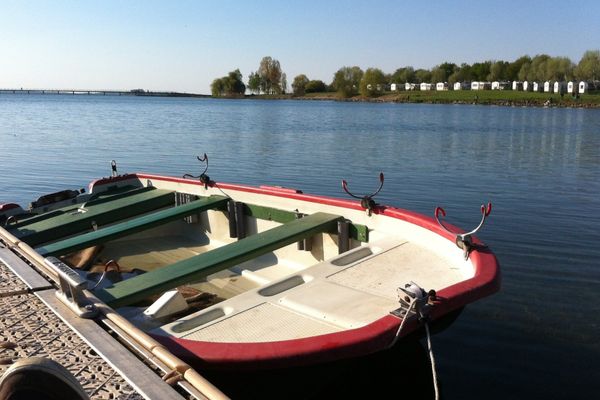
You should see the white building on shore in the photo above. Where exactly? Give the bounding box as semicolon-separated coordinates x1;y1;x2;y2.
554;81;566;93
471;81;490;90
544;81;552;92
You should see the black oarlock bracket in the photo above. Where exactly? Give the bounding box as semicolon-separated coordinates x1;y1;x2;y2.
183;153;213;189
434;202;492;260
111;160;118;177
342;172;384;216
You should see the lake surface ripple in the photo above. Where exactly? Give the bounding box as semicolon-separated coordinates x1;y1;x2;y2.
1;95;599;398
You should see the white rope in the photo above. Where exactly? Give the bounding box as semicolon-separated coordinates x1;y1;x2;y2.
388;297;417;349
425;322;440;400
389;296;441;400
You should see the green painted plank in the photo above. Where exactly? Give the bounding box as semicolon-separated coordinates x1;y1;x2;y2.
36;196;229;257
13;188;175;247
96;212;343;308
10;186;151;230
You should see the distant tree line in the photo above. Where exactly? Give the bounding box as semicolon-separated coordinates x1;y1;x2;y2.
211;50;600;98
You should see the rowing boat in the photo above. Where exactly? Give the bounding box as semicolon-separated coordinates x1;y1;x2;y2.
0;162;500;370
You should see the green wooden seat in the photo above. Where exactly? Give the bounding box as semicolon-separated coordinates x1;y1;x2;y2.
13;188;175;247
96;212;343;308
11;186;153;230
36;195;229;257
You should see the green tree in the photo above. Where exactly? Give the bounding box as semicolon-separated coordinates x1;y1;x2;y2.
292;74;309;96
305;80;327;93
211;78;225;97
506;56;531;81
471;61;491;81
488;61;509;81
210;69;245;97
575;50;600;81
546;57;574;81
448;63;473;84
332;66;363;97
225;69;246;95
528;54;551;81
431;62;457;82
414;69;431;83
517;62;531;81
359;68;386;96
391;67;415;83
247;71;262;94
258;56;285;94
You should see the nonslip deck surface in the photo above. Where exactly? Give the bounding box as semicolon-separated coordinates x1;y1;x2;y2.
0;259;143;400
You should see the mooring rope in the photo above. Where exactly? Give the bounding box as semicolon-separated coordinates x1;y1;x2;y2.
425;322;440;400
389;297;440;399
388;297;417;349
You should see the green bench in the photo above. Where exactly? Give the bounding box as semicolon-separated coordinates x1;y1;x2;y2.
13;188;175;247
11;186;154;229
36;195;229;257
96;212;343;308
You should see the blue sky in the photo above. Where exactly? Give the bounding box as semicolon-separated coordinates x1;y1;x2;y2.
1;0;599;94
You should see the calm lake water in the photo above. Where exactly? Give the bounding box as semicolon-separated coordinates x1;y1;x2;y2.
1;94;599;399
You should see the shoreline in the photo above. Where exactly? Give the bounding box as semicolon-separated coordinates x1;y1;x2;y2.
243;92;600;109
3;89;598;108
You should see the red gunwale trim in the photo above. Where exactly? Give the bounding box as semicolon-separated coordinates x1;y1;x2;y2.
90;173;500;368
153;314;417;370
88;174;136;193
0;203;21;212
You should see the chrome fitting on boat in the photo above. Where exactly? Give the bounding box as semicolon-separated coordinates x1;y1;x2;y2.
434;202;492;260
396;281;435;322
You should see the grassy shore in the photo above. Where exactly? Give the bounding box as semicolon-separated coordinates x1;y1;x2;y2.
248;90;600;108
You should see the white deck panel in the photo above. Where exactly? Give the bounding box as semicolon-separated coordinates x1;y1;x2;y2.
181;302;343;342
278;280;399;329
327;241;468;299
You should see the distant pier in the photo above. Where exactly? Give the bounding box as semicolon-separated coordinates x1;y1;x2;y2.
0;88;209;97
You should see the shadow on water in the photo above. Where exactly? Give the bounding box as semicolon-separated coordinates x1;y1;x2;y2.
202;340;436;399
